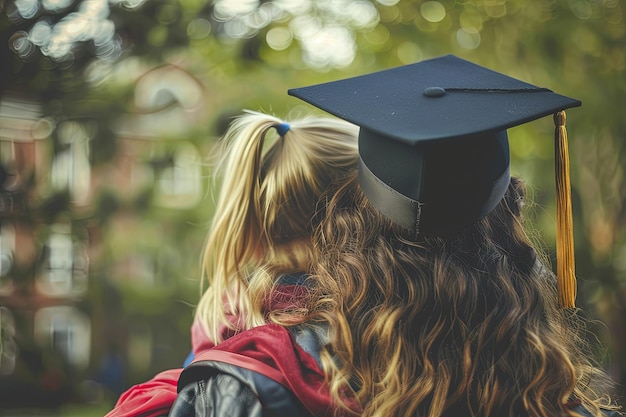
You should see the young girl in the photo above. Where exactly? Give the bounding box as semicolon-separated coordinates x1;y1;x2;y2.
192;110;358;350
105;111;359;417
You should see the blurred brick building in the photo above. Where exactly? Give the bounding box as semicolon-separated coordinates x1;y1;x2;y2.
0;65;209;408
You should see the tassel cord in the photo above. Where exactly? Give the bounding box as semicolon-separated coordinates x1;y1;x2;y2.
554;111;577;309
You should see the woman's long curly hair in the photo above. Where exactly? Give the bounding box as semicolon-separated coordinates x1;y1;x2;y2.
195;111;359;343
311;174;619;417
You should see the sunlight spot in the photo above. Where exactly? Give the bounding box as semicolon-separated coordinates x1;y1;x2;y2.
301;25;355;68
363;24;390;47
377;0;399;5
348;1;379;29
459;9;483;31
421;1;446;23
29;21;52;46
396;41;423;64
275;0;312;14
456;27;481;49
109;0;148;8
187;18;212;40
245;4;273;29
214;0;260;20
15;0;39;19
42;0;73;12
569;0;593;19
484;1;507;18
93;19;115;45
9;31;36;59
266;27;293;50
223;19;252;38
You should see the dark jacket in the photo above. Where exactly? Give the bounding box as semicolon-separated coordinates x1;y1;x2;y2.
169;323;335;417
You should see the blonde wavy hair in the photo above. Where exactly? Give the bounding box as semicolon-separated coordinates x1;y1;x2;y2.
195;111;359;344
311;175;619;417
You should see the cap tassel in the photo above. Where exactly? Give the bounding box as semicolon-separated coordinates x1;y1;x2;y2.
554;110;576;309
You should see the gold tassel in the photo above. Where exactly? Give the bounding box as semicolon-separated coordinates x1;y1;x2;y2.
554;111;576;308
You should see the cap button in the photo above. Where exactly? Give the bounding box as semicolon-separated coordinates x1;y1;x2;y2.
423;87;446;98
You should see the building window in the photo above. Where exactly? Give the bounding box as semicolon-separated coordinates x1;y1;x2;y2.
0;307;17;375
50;121;91;206
37;224;88;297
0;141;17;190
0;222;15;295
34;306;91;369
155;143;201;208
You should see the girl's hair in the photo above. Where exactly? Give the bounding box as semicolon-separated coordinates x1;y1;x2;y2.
195;110;358;343
311;174;619;417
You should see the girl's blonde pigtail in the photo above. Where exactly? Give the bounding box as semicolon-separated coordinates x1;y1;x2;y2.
196;112;283;343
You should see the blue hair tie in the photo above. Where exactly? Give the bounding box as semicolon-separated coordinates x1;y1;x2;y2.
275;122;290;136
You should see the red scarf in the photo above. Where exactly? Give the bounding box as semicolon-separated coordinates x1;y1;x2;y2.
104;368;180;417
105;281;343;417
194;323;336;417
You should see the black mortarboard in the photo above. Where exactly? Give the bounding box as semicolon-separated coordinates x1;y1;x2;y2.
288;54;580;308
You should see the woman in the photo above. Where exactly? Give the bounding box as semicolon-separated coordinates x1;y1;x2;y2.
287;54;622;417
311;173;620;417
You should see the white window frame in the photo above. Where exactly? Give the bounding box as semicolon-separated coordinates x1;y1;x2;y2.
155;143;201;208
0;307;17;375
37;224;88;297
0;222;15;295
33;306;91;369
50;121;91;206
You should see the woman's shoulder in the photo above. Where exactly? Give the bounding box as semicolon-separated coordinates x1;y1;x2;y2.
170;359;308;417
169;372;262;417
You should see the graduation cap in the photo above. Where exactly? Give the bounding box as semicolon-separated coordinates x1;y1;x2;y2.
288;54;580;308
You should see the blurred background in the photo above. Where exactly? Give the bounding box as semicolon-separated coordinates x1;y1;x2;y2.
0;0;624;415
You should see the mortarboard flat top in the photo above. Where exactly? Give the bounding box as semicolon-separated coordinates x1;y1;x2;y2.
288;54;580;145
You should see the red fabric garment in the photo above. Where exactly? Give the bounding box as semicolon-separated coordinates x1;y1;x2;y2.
104;369;181;417
200;323;339;417
105;299;240;417
192;288;252;356
105;281;328;417
190;307;244;356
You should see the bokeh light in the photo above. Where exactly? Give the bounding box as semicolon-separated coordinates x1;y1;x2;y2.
376;0;399;6
210;0;378;67
420;1;446;23
41;0;73;12
456;26;481;49
569;0;594;20
9;30;36;59
396;41;423;64
7;0;145;62
14;0;39;19
187;18;212;40
266;26;293;50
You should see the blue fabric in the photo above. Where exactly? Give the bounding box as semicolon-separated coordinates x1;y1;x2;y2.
183;350;194;367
